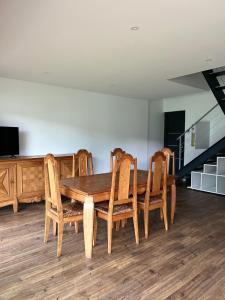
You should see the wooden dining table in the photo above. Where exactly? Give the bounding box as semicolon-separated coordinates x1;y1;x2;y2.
60;170;148;258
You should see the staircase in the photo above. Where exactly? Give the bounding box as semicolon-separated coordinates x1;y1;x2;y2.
177;135;225;178
203;68;225;113
177;67;225;195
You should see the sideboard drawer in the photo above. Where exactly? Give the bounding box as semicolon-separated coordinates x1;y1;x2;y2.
17;160;45;203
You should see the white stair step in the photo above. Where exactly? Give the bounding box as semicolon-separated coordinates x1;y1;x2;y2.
190;157;225;196
203;164;217;174
202;173;217;193
217;157;225;175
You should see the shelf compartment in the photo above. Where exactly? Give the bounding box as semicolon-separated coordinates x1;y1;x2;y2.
203;164;217;174
191;172;202;190
217;157;225;175
217;175;225;195
201;173;217;193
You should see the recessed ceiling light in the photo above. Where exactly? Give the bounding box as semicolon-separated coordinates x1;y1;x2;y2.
130;26;139;31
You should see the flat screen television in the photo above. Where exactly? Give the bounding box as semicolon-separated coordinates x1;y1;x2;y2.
0;126;19;156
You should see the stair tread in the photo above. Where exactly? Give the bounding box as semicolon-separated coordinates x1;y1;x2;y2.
203;171;217;175
215;85;225;90
209;70;225;77
177;70;225;178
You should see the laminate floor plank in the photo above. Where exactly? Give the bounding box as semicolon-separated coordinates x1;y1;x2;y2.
0;188;225;299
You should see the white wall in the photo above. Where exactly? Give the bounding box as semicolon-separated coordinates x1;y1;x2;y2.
148;99;164;159
0;77;148;172
163;91;223;165
163;91;217;130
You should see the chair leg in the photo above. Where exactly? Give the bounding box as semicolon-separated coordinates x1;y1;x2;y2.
70;199;76;228
133;213;139;245
75;222;79;234
144;207;149;239
57;222;64;257
107;219;113;254
44;215;51;243
171;184;176;224
162;203;168;231
160;208;163;220
115;221;120;231
53;220;57;236
93;212;97;247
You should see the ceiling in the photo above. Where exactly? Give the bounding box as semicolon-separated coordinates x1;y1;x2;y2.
0;0;225;100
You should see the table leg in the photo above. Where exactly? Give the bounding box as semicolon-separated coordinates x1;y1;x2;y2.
83;196;94;258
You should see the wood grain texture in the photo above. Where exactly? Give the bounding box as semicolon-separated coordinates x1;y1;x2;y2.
60;158;73;179
44;154;84;257
0;155;73;211
0;187;225;299
17;160;45;203
110;148;126;172
138;151;168;239
72;149;93;177
61;169;147;258
0;162;17;212
110;151;130;234
83;196;94;258
61;170;148;198
71;149;94;235
162;147;176;224
95;154;139;254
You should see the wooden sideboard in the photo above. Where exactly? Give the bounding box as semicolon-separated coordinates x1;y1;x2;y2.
0;154;73;212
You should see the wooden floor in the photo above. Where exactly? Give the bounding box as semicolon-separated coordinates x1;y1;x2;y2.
1;187;225;300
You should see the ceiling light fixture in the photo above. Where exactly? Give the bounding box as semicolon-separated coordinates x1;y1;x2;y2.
205;58;212;62
130;26;139;31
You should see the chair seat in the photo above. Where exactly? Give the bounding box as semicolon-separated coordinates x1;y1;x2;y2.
137;195;162;205
63;203;83;217
61;203;83;217
95;202;133;215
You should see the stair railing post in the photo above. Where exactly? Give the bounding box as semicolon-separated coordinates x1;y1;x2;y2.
178;136;182;170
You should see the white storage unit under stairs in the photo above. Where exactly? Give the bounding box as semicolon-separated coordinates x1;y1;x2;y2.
190;157;225;195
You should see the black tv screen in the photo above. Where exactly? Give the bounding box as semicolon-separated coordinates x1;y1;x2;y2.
0;127;19;156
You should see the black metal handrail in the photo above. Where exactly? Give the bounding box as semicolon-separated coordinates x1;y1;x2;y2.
177;103;219;141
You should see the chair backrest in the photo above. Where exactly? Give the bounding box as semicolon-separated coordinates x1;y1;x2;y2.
44;154;62;212
72;149;93;177
146;151;167;198
110;148;126;171
161;147;175;176
109;153;137;211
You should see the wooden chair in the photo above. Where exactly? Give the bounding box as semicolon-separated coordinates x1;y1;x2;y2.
44;154;84;257
72;149;94;177
72;149;93;233
138;151;168;239
161;147;176;224
110;148;127;230
110;148;126;172
95;154;139;254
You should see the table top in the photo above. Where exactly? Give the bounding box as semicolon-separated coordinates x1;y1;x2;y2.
60;170;148;197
